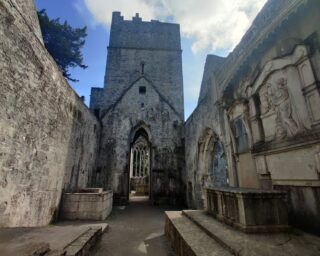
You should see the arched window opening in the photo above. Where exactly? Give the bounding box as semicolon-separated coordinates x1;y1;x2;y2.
233;118;249;153
129;128;151;197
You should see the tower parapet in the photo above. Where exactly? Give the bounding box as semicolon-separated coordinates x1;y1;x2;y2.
109;11;181;51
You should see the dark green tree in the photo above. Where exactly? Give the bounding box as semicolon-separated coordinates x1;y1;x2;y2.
37;9;88;82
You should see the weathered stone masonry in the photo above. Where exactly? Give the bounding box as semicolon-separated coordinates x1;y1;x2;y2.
0;0;100;227
2;0;320;238
91;12;185;205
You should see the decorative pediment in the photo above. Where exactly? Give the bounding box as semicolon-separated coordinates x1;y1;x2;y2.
247;45;320;144
251;45;309;95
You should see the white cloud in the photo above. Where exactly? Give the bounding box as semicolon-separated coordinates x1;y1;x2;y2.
83;0;267;54
82;0;268;118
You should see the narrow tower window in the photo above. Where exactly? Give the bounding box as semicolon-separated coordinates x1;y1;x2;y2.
140;62;145;75
139;86;146;94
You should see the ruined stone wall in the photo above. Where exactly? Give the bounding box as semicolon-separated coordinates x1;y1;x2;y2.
0;0;100;227
197;55;225;104
9;0;43;43
184;0;320;234
184;57;236;208
89;87;104;117
93;12;185;204
99;77;184;204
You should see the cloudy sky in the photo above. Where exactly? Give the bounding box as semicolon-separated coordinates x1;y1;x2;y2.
35;0;267;119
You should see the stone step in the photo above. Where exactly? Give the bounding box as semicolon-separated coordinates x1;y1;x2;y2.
182;210;320;256
165;211;233;256
63;224;108;256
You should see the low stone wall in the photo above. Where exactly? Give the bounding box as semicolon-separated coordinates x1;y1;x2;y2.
60;189;113;221
165;212;197;256
206;187;289;233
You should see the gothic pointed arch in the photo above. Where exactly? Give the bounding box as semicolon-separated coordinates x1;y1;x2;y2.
129;122;152;197
130;121;152;144
197;127;228;188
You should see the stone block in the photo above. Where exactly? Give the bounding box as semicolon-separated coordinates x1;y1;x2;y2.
206;187;289;233
60;189;113;221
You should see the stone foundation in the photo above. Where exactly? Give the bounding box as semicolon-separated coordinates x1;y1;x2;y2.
60;189;113;221
206;187;289;233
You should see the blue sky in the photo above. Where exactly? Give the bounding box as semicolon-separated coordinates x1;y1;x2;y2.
34;0;266;119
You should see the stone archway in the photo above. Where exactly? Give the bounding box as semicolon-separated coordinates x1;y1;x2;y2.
129;126;151;199
195;128;229;208
198;129;228;187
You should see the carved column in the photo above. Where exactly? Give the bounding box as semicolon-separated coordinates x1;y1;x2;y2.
139;149;141;177
134;149;138;177
142;149;145;176
298;58;320;126
248;96;264;145
130;148;134;178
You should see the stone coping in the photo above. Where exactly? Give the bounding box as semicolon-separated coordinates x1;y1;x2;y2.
165;211;233;256
64;225;108;256
0;223;108;256
78;188;103;193
205;186;286;195
64;189;112;195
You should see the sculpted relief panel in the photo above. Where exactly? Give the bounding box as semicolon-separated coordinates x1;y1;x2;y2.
251;45;318;143
267;76;299;139
259;71;306;141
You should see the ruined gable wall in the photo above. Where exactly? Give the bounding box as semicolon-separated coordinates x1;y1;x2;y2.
103;12;184;119
98;77;184;204
0;0;100;227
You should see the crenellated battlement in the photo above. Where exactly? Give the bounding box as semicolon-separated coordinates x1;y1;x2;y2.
109;11;181;51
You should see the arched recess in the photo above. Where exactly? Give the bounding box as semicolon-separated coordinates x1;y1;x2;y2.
128;123;152;199
209;141;228;187
194;128;229;208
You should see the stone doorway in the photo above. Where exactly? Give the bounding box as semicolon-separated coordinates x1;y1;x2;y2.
129;127;151;200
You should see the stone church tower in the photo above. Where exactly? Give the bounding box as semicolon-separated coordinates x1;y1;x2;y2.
90;12;185;204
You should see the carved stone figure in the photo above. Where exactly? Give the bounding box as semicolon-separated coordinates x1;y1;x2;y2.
267;77;299;139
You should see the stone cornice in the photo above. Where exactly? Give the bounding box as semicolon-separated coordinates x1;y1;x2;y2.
217;0;308;92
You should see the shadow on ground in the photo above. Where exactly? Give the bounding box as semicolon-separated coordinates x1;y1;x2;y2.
92;196;180;256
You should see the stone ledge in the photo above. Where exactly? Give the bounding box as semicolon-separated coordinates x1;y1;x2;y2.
0;223;108;256
64;224;108;256
165;211;233;256
182;210;320;256
206;187;289;233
